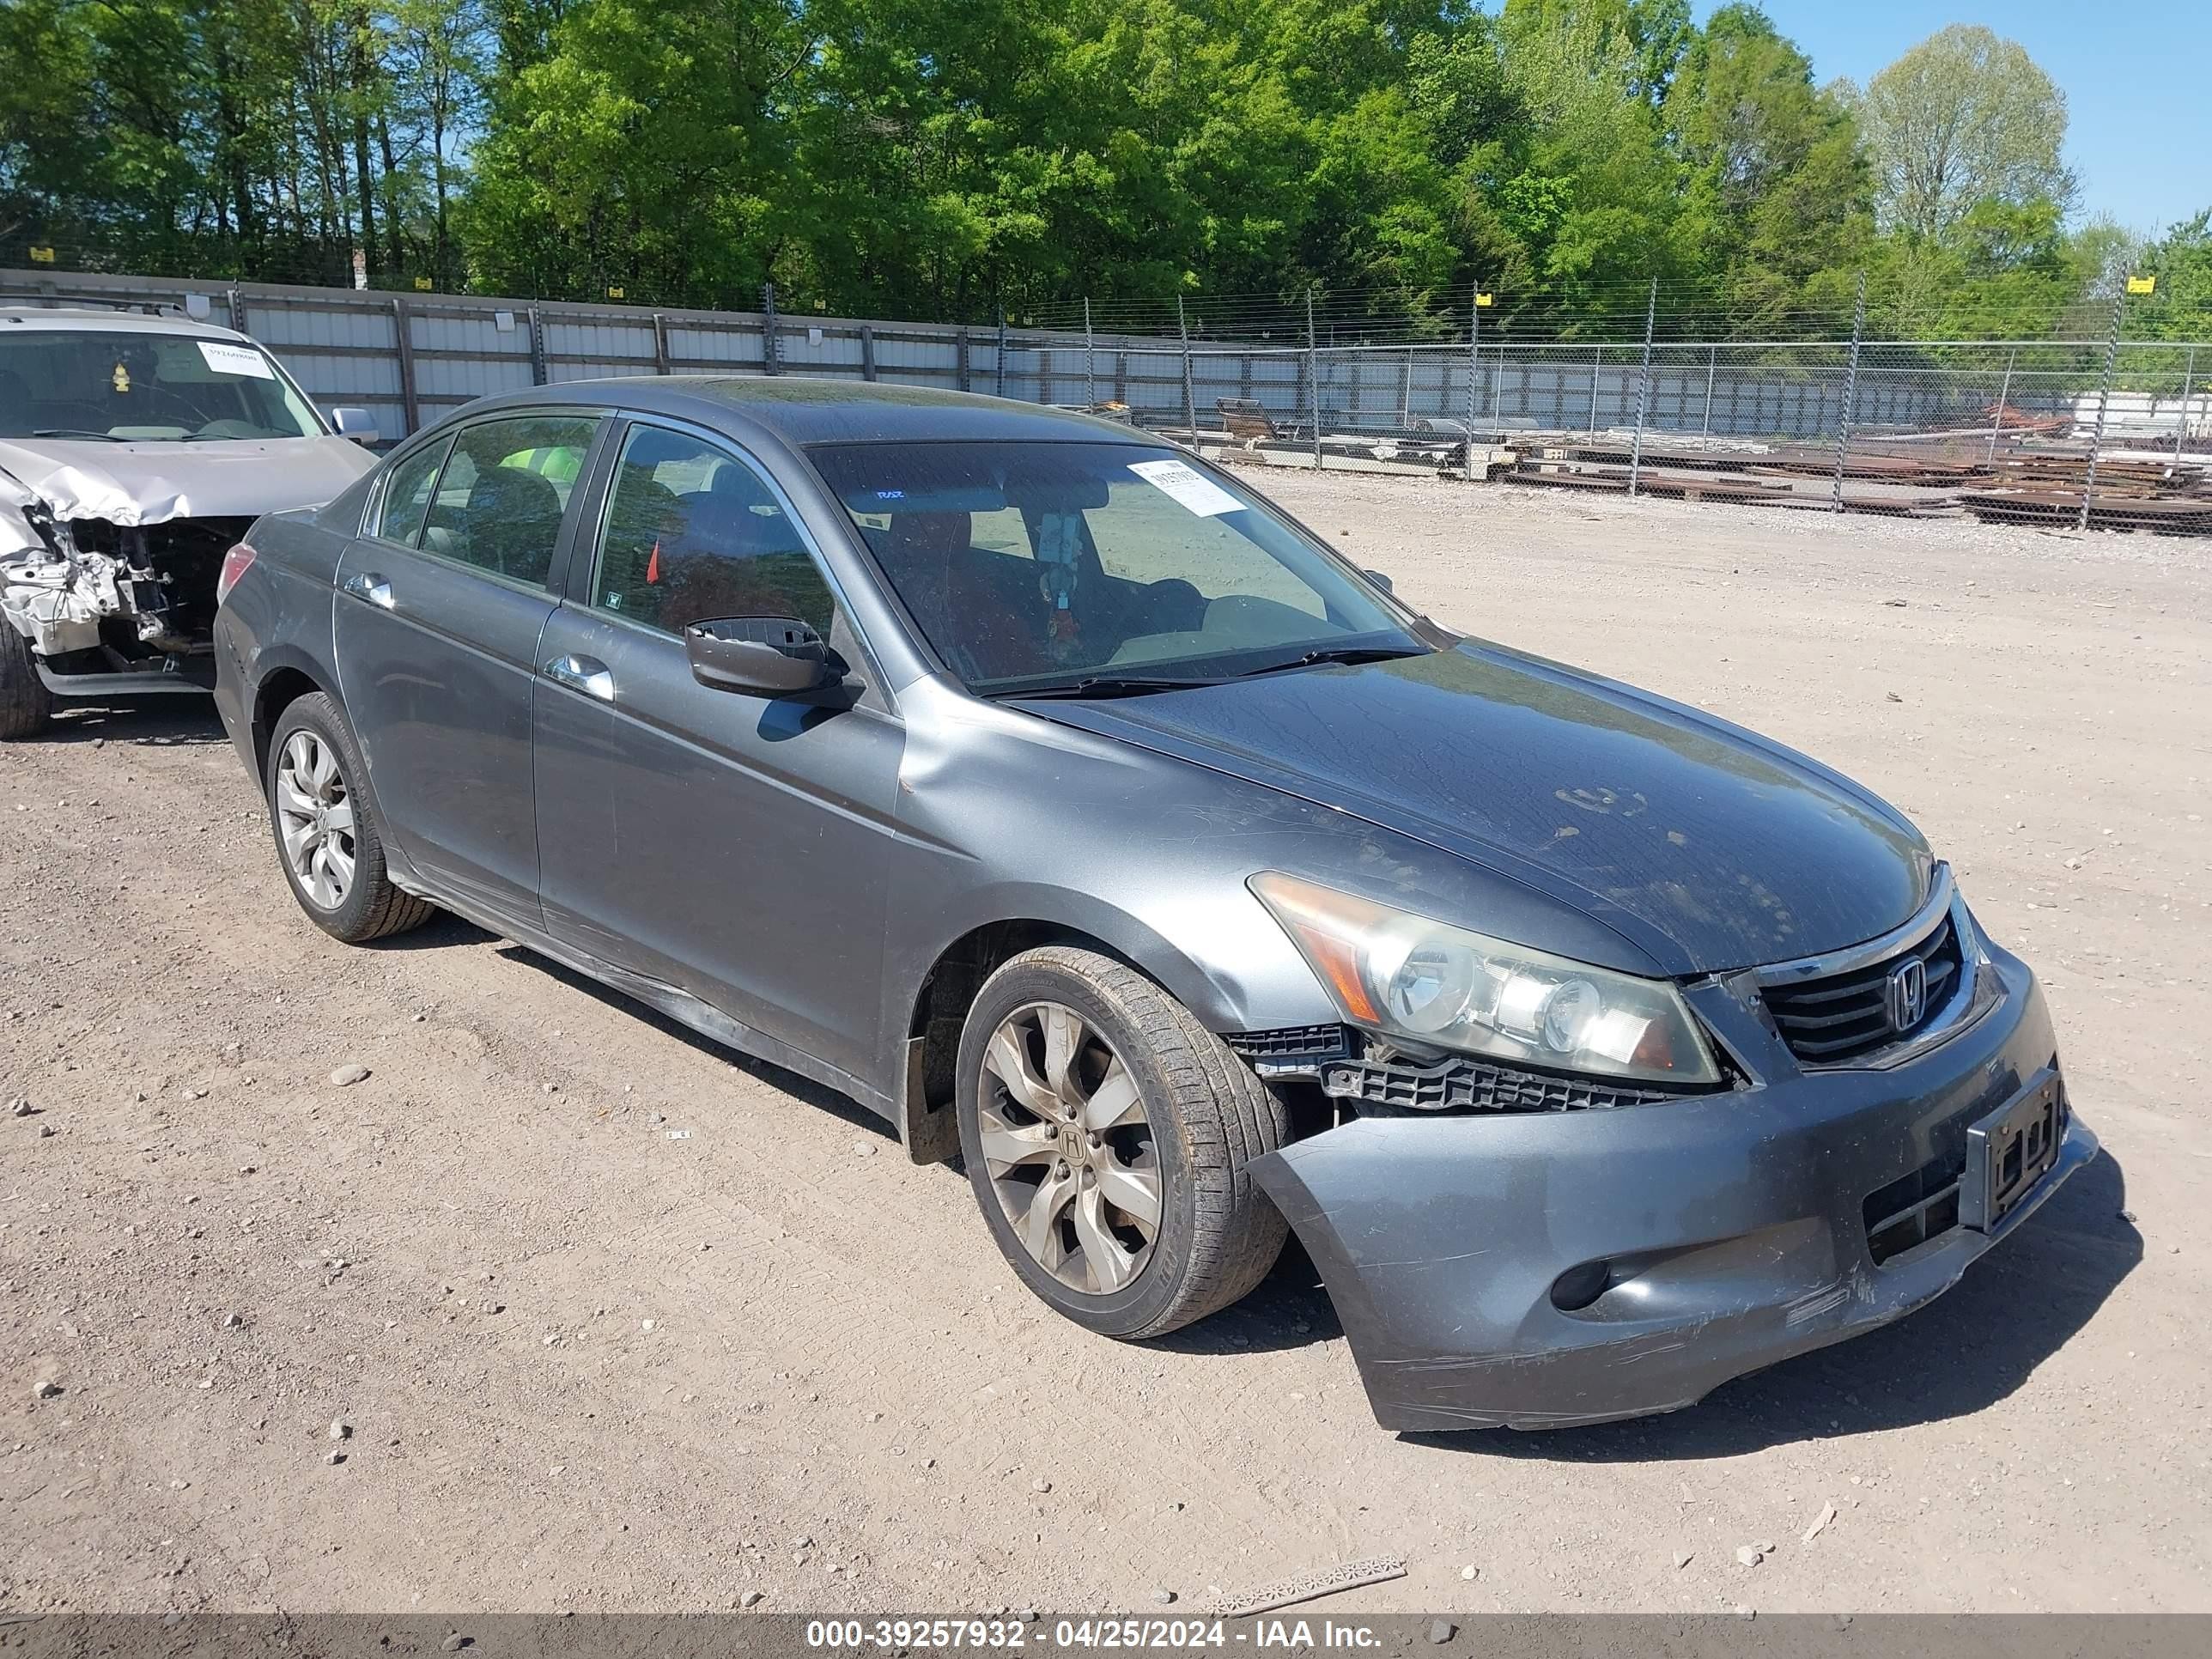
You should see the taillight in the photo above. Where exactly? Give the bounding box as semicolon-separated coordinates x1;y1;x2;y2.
216;542;257;607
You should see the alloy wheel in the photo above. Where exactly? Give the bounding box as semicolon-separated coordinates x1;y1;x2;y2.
977;1001;1161;1295
275;729;357;910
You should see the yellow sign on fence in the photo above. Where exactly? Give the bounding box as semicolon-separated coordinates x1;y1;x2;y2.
1475;292;1494;307
28;245;55;264
607;285;626;301
413;275;432;290
2127;274;2156;295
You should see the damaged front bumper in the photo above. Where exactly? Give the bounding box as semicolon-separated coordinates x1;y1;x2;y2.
1248;945;2094;1431
2;467;240;685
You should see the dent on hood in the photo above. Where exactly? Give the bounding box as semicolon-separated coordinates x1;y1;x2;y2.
0;448;209;530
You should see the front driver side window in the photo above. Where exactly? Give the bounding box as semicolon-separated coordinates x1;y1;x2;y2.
419;414;598;587
590;424;839;638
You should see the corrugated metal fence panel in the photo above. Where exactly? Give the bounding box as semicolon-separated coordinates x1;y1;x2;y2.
409;306;533;429
870;331;957;383
771;326;868;377
544;316;659;376
413;349;534;410
241;296;408;439
665;321;762;368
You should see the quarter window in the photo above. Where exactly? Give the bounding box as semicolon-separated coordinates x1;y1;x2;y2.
590;425;838;636
419;415;599;587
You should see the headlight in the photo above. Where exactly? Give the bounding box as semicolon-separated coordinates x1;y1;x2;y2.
1249;872;1721;1087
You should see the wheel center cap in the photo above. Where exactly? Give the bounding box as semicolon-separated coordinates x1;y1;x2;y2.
1060;1124;1086;1165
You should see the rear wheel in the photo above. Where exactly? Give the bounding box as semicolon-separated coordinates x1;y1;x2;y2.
954;945;1288;1338
0;627;53;739
265;692;434;943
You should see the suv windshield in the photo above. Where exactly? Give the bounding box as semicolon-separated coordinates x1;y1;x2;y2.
0;330;322;441
811;440;1422;691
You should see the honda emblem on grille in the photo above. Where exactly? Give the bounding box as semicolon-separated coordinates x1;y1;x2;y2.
1885;957;1929;1031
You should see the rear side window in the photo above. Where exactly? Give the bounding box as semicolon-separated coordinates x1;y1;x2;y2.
375;436;452;547
421;415;599;587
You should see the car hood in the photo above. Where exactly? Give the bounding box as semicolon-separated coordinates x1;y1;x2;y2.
1015;642;1934;975
0;434;375;533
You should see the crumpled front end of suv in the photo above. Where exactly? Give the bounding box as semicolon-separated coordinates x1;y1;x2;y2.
2;469;249;682
2;434;373;709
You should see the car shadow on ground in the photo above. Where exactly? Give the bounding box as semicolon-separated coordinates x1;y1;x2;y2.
40;702;231;746
1395;1149;2139;1460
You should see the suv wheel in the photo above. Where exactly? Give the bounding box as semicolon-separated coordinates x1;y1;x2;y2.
266;692;434;943
954;945;1288;1338
0;626;54;739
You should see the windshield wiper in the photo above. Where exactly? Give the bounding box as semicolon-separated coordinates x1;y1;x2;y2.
32;428;125;442
989;673;1231;701
1230;643;1430;678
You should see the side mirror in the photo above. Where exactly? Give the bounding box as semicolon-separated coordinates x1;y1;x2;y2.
1364;568;1395;593
329;406;378;441
685;616;837;696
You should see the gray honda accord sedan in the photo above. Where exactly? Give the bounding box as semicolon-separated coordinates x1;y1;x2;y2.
211;378;2094;1431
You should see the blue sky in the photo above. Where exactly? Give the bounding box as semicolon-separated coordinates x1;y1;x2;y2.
1693;2;2210;237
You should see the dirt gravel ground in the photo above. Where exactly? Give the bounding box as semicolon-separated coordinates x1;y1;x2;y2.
3;474;2209;1619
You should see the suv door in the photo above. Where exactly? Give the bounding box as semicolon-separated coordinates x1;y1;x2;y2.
532;417;903;1089
334;410;604;934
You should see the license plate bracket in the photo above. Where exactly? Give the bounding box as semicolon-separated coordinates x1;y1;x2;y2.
1960;1066;2063;1234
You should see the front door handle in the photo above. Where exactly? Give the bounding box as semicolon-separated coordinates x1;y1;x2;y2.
544;653;615;702
341;572;394;609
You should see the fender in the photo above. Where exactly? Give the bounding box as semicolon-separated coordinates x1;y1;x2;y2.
881;878;1340;1165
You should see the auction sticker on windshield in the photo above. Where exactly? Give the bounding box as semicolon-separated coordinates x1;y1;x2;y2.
198;341;276;379
1128;458;1243;517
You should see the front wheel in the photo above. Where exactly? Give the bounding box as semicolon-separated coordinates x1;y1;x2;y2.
0;626;53;738
954;945;1289;1338
265;692;434;943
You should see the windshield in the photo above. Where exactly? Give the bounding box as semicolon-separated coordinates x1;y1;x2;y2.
0;330;323;441
811;440;1420;691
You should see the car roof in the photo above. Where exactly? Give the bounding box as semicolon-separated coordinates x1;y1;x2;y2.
459;375;1159;447
0;306;252;343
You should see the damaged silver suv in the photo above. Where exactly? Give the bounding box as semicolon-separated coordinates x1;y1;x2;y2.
0;306;377;736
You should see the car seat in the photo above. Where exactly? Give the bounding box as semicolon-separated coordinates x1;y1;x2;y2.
461;464;565;585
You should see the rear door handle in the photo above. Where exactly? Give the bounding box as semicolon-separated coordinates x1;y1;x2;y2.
341;572;394;609
543;653;615;702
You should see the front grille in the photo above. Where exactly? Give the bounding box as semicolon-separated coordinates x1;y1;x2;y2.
1322;1053;1684;1115
1863;1148;1966;1264
1763;913;1965;1066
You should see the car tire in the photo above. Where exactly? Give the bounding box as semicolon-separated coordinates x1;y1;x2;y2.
954;945;1289;1338
0;626;54;739
265;692;434;944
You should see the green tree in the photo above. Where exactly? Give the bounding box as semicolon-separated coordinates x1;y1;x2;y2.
2135;210;2212;340
1839;24;2075;243
1662;4;1869;325
1488;0;1691;306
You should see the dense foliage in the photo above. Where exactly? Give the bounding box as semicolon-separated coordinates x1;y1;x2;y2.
2;0;2205;338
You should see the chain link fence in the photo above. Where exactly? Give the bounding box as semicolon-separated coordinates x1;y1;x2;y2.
1004;307;2210;532
7;264;2207;532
